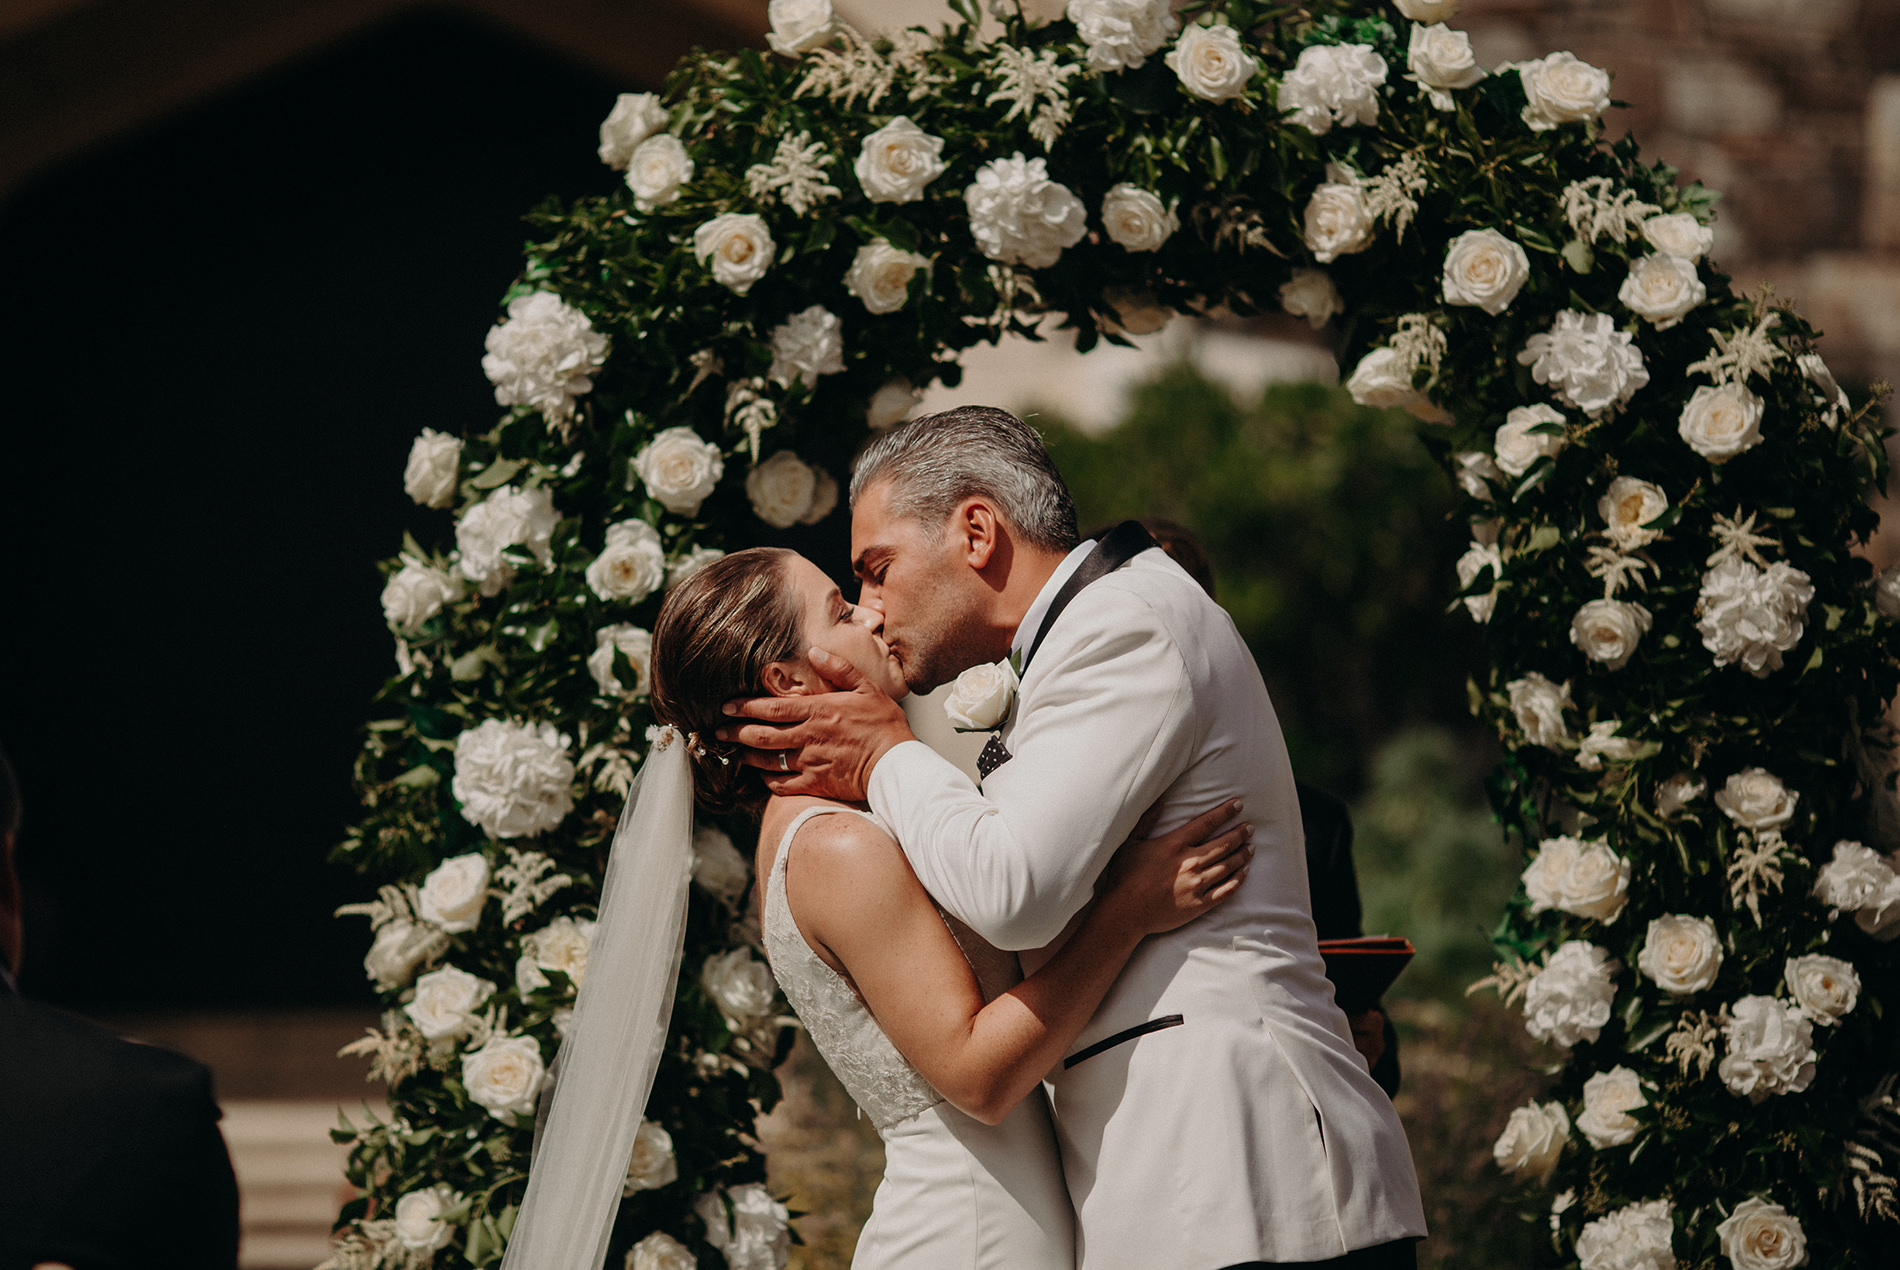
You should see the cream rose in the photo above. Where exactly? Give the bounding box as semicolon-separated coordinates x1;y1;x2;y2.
1575;1200;1674;1270
1636;914;1723;994
1784;953;1858;1025
1395;0;1459;19
766;0;838;56
1523;836;1631;923
393;1185;462;1252
1494;404;1568;477
695;1183;792;1270
1716;1198;1807;1270
461;1033;546;1122
626;134;694;211
666;545;726;589
1875;564;1900;623
1456;541;1503;622
382;559;463;635
452;719;576;840
1279;267;1342;329
868;379;923;429
515;915;597;995
693;825;751;905
1523;940;1618;1046
1407;23;1485;110
1302;175;1374;262
598;92;668;170
404;429;462;508
1576;719;1645;772
1619;252;1706;329
1279;43;1388;135
586;519;667;604
1598;475;1669;549
417;852;491;933
1492;1101;1569;1178
768;305;846;388
1507;672;1574;748
1719;995;1816;1101
1442;228;1531;315
1166;23;1258;101
622;1119;679;1194
1697;559;1814;676
633;426;724;515
405;963;495;1041
1452;451;1500;502
363;919;444;991
1577;1066;1647;1148
1067;0;1178;72
1570;599;1652;670
1655;771;1706;819
1344;347;1447;423
1713;768;1798;831
587;624;652;699
844;241;930;314
1678;384;1764;463
1518;310;1650;414
1516;51;1612;131
627;1231;698;1270
1814;840;1900;938
854;116;947;204
693;213;776;294
944;659;1020;731
1101;184;1178;252
965;153;1088;269
1641;212;1713;261
702;948;777;1028
746;450;823;528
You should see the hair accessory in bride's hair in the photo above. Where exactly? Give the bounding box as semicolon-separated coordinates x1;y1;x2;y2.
646;723;731;766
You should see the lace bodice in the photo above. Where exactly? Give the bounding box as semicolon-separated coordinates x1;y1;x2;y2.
763;805;1018;1131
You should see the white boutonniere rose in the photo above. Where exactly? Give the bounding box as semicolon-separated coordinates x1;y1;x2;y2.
944;657;1020;731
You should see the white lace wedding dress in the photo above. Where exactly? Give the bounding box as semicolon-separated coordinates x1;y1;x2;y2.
762;805;1076;1269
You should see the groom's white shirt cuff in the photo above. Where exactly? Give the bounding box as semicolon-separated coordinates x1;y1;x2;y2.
1010;540;1095;664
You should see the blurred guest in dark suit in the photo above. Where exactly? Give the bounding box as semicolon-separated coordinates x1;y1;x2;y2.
0;744;241;1270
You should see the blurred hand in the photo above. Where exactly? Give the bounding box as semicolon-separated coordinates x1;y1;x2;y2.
1347;1008;1387;1071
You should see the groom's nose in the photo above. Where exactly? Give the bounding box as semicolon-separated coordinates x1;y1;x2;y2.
849;602;884;634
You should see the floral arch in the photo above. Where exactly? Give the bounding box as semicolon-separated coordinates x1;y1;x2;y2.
327;2;1900;1267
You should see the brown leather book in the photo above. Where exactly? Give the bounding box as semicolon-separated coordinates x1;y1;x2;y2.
1317;936;1415;1014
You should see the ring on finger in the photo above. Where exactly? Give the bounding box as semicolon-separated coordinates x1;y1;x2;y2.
778;751;790;771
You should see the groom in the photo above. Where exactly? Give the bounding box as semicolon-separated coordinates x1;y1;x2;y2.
723;406;1425;1269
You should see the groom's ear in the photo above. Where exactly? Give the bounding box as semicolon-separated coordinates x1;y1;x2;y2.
956;498;1002;569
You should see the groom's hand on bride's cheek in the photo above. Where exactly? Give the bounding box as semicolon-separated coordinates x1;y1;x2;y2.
717;648;915;802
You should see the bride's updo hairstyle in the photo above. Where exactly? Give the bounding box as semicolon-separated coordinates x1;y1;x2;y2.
650;547;802;817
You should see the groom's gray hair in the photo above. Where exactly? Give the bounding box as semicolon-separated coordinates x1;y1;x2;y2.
849;406;1079;552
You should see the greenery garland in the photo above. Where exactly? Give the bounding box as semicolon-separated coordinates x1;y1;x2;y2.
325;1;1900;1266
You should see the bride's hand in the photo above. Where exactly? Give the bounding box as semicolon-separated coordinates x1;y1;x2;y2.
1096;799;1252;935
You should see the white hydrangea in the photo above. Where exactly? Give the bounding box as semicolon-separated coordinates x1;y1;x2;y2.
695;1183;792;1270
1494;404;1568;477
1165;23;1257;101
1813;840;1900;939
1785;953;1858;1025
964;153;1088;268
1577;1065;1647;1148
1406;23;1485;110
1514;51;1612;132
1492;1101;1569;1178
598;92;668;169
1518;310;1650;414
1507;671;1574;748
587;623;652;698
693;826;751;905
767;305;847;388
1620;253;1706;330
455;486;558;597
1570;599;1652;670
1101;184;1177;252
1714;768;1799;831
1523;836;1631;923
1695;560;1814;677
1718;995;1816;1101
515;914;597;995
1636;914;1723;994
451;719;575;839
382;559;463;635
1066;0;1178;72
404;429;462;508
1575;1199;1674;1270
1279;43;1388;135
1523;940;1618;1047
1677;384;1765;464
633;426;724;516
481;291;609;425
1279;267;1342;328
1456;540;1503;622
1598;475;1669;550
585;519;667;604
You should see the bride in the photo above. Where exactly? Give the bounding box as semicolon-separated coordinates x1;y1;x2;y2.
641;547;1255;1268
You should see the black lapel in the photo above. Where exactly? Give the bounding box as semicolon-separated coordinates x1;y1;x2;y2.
1021;520;1156;674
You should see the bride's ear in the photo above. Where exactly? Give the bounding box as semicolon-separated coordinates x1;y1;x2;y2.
760;660;813;697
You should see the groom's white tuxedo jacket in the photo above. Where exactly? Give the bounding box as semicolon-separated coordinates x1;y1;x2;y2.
869;544;1427;1269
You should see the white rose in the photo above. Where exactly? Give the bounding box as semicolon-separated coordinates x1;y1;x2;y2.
1577;1065;1647;1148
1570;599;1652;670
587;624;653;699
1619;253;1706;330
586;519;667;604
767;0;838;56
627;1231;698;1270
1641;212;1714;262
1713;768;1798;831
1814;840;1900;938
363;919;444;991
406;964;495;1041
1598;475;1669;550
418;852;491;933
1442;229;1531;315
393;1185;462;1252
844;241;930;314
404;429;462;508
1719;995;1816;1101
1523;940;1618;1047
461;1033;546;1123
1507;672;1574;748
693;214;776;294
1452;451;1500;502
1678;384;1765;464
746;450;822;528
693;826;751;905
1279;267;1342;329
481;291;609;425
1575;1200;1675;1270
1716;1198;1807;1270
1636;914;1723;994
965;153;1088;269
1518;310;1650;414
1279;43;1388;135
634;426;724;515
1798;351;1846;425
854;117;947;204
702;948;777;1028
1523;836;1631;923
1302;177;1374;262
1067;0;1179;72
1696;559;1814;677
1344;347;1447;423
1394;0;1459;19
382;560;463;635
1874;564;1900;623
1492;1100;1569;1178
1576;719;1644;772
695;1182;792;1270
1784;953;1858;1025
1406;23;1485;110
1165;23;1258;101
622;1119;680;1195
944;659;1020;731
626;134;694;211
1655;771;1707;819
1101;184;1178;252
1456;541;1503;623
1515;51;1612;131
598;92;669;169
867;379;922;429
667;545;726;589
452;719;575;839
515;915;597;995
1494;404;1568;477
767;305;847;388
455;486;558;596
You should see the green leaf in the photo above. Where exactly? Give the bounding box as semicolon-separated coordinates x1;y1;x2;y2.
392;765;440;789
1561;239;1595;274
525;619;560;652
469;457;527;490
